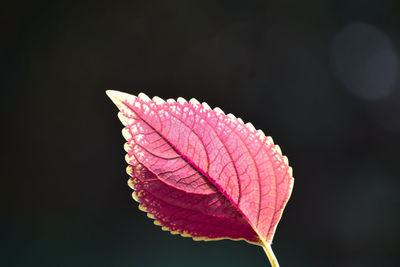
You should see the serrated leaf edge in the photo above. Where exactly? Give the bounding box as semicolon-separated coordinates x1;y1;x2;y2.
107;90;294;248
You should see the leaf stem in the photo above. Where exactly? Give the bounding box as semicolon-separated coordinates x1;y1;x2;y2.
261;241;280;267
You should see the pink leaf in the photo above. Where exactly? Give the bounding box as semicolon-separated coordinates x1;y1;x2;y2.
107;90;294;266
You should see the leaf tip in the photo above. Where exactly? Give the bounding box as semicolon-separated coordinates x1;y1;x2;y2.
106;90;135;109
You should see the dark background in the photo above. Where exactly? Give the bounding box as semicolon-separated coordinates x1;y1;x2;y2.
3;1;400;266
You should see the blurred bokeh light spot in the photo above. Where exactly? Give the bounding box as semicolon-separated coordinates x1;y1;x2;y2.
331;22;398;100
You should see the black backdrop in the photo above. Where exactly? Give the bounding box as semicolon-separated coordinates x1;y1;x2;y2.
3;1;400;266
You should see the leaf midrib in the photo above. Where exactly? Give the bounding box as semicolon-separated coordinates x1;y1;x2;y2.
125;99;268;245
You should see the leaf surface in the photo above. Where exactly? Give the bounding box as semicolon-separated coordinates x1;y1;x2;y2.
107;90;294;266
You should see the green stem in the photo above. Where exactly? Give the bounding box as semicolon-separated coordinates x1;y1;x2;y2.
261;241;280;267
